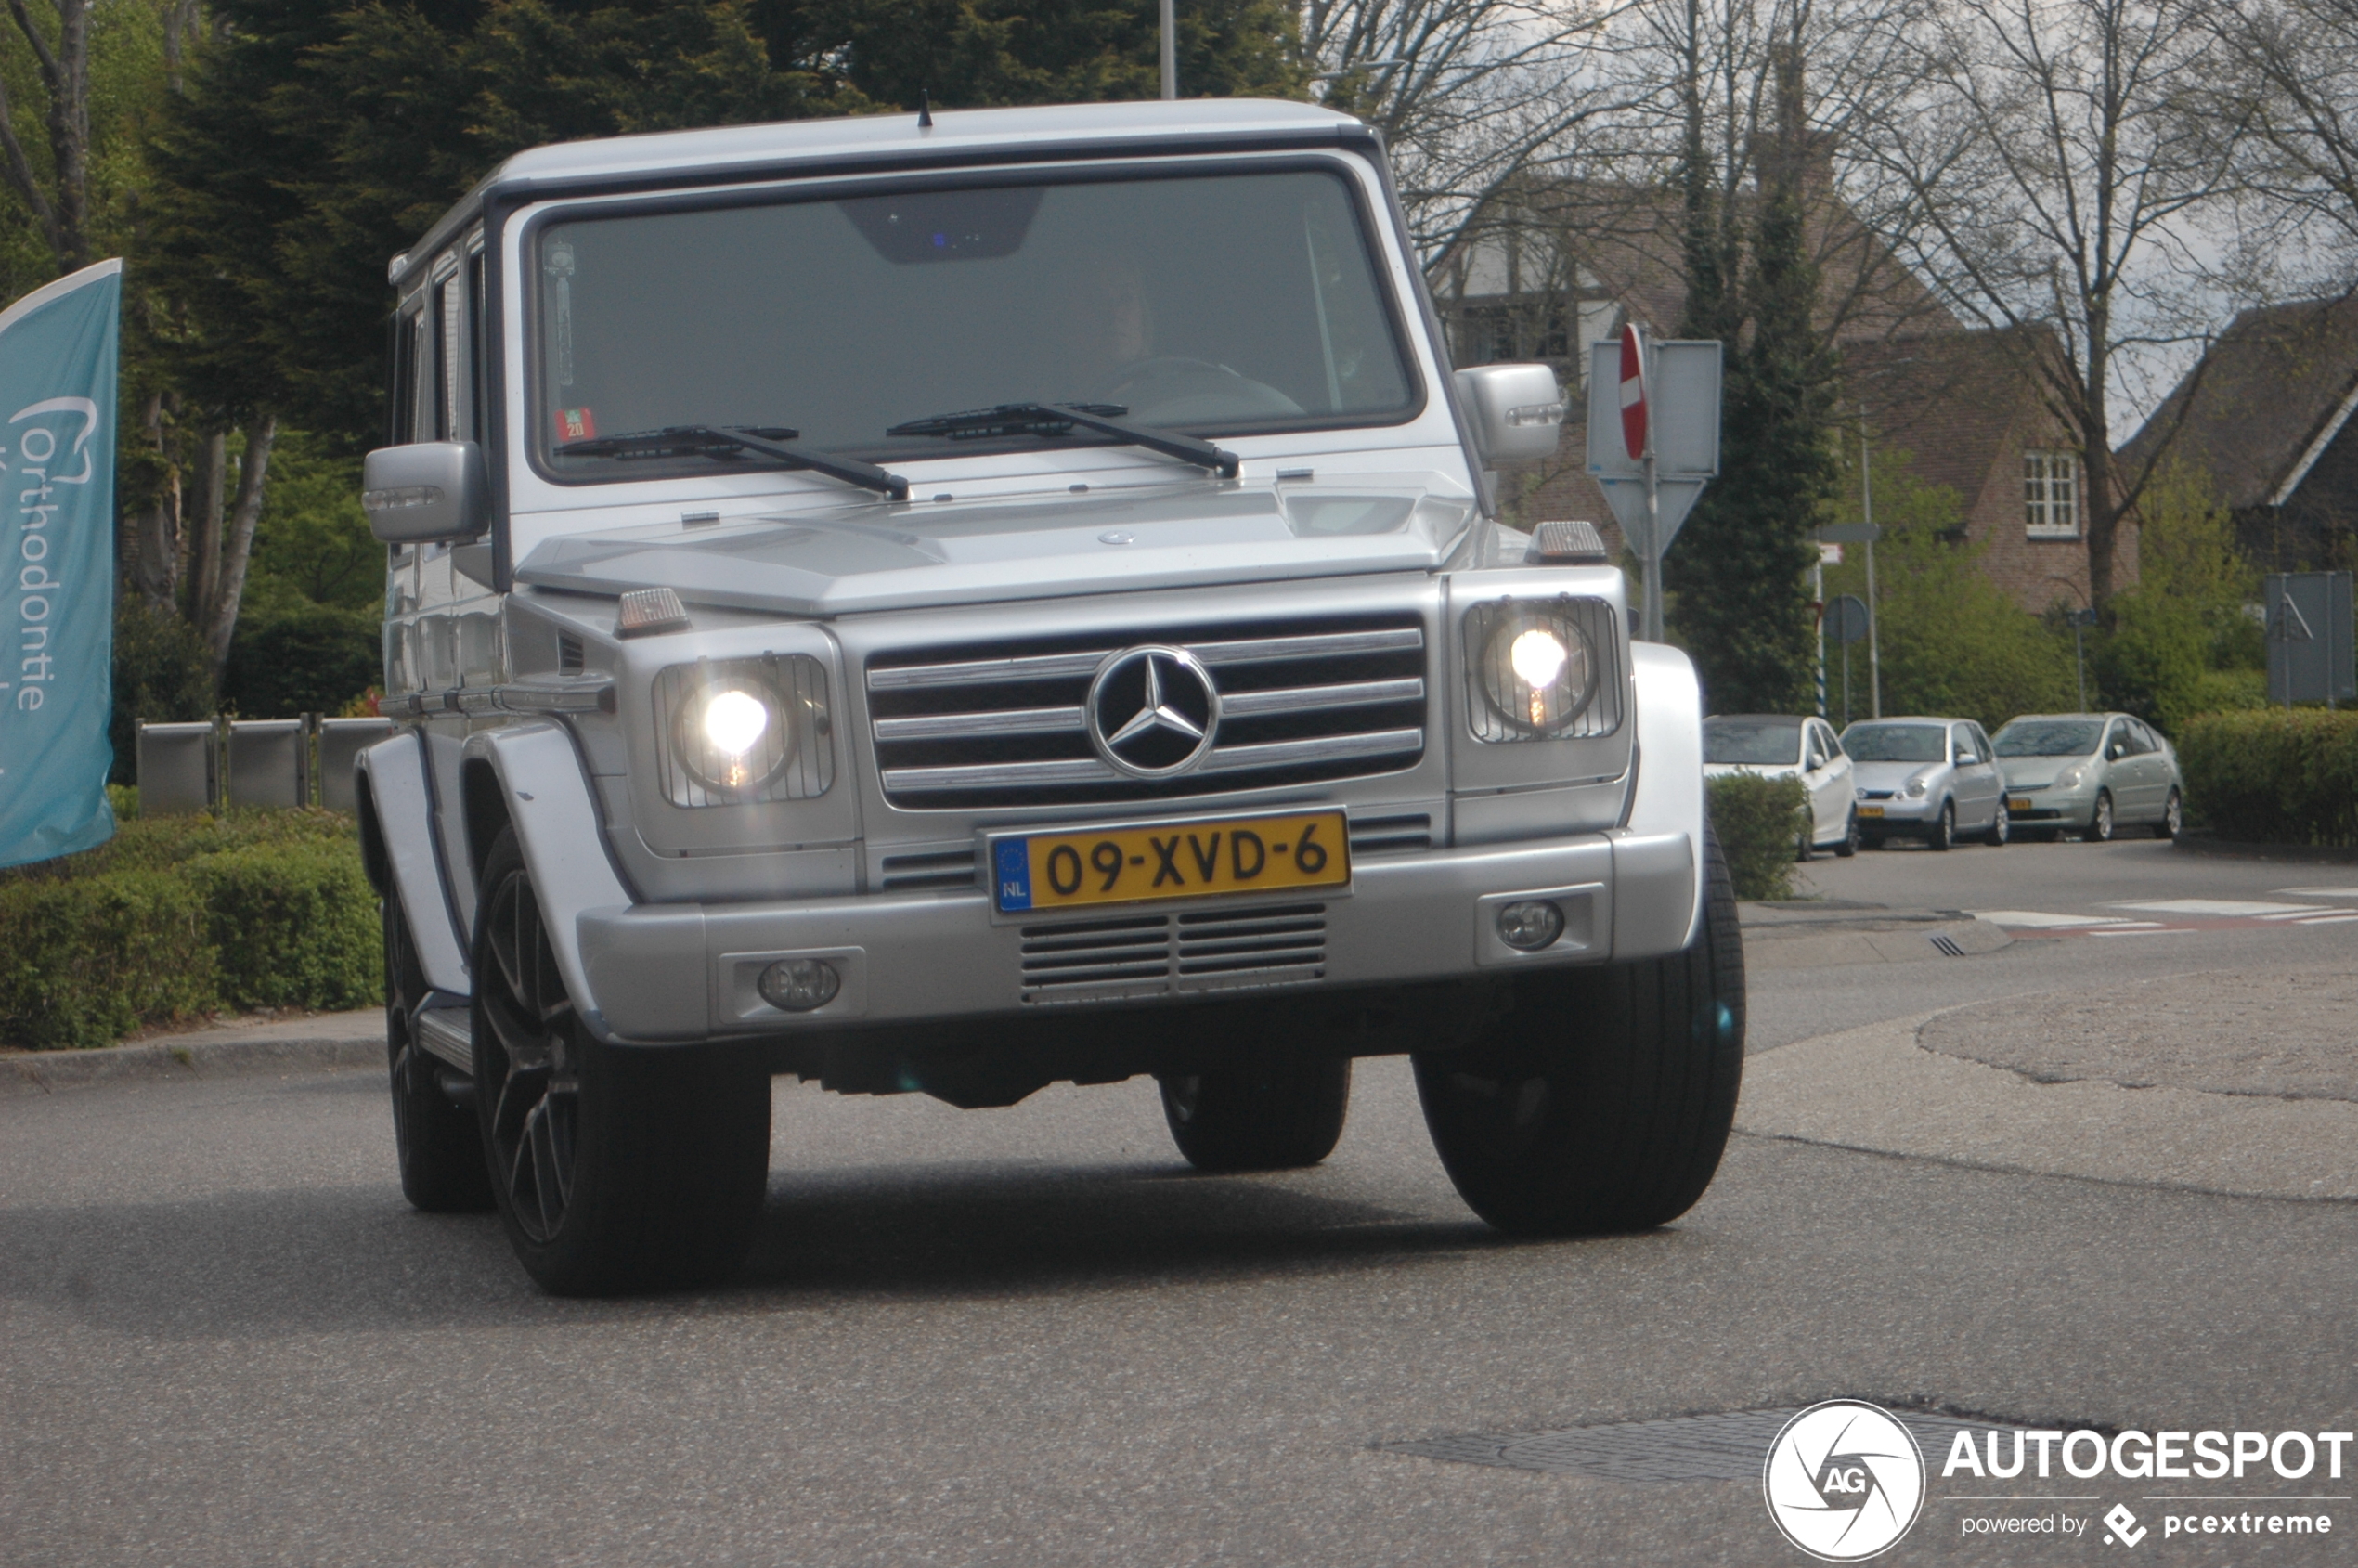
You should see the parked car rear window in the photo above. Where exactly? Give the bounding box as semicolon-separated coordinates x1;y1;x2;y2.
1994;719;2105;758
1842;723;1946;762
1704;716;1803;765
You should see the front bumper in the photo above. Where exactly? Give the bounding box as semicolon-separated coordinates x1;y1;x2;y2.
1857;797;1938;833
575;830;1696;1043
2003;789;2095;826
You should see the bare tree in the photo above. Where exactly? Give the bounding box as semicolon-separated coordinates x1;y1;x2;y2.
1863;0;2237;606
2210;0;2358;279
0;0;93;276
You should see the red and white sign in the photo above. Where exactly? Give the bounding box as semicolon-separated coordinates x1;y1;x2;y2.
1618;324;1650;460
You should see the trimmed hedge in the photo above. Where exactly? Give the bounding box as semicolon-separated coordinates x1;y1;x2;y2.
1707;772;1810;901
0;810;382;1050
2178;709;2358;848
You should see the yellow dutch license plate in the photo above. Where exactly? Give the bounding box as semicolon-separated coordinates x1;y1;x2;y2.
2007;797;2030;814
990;810;1350;914
1857;804;1885;819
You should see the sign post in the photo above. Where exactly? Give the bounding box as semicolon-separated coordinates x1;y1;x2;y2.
1587;330;1721;642
0;259;122;869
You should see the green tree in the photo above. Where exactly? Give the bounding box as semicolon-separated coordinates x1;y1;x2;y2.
1665;43;1835;715
2094;459;2261;734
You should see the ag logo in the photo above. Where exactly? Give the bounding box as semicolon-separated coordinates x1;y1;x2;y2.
1763;1400;1926;1561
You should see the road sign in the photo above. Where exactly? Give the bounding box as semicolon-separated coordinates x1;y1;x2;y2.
1825;594;1871;644
1618;324;1649;460
1818;523;1883;545
1818;542;1843;566
2266;572;2354;706
1587;338;1722;557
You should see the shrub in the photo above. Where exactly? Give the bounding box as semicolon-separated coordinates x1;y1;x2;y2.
222;600;382;719
2177;709;2358;847
1708;772;1809;901
0;810;382;1048
110;601;214;785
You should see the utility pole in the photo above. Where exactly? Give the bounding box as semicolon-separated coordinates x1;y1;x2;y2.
1160;0;1176;99
1860;405;1882;718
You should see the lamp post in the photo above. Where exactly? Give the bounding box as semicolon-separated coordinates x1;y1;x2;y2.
2049;577;2095;711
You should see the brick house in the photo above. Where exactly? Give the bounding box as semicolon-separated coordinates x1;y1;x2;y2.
2119;294;2358;574
1432;163;2132;614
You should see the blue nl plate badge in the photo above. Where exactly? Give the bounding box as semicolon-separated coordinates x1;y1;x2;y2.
994;837;1033;913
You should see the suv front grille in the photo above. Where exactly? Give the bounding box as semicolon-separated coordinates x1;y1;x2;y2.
867;616;1428;810
1017;904;1328;1003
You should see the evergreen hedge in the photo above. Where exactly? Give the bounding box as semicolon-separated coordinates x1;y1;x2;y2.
1706;772;1810;901
2178;710;2358;848
0;810;382;1050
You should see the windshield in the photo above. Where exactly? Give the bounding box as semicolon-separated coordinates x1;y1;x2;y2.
1995;719;2105;758
1704;717;1803;766
532;167;1417;477
1843;723;1946;762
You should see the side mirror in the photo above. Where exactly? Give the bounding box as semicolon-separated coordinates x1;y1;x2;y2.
1454;363;1565;465
2107;742;2125;760
363;441;490;544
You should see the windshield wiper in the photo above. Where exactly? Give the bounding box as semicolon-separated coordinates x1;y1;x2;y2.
886;402;1240;480
557;424;910;501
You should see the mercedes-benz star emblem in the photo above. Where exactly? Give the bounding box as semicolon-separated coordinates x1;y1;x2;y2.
1086;645;1222;778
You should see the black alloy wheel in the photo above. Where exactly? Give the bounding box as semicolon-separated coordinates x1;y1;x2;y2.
385;896;493;1212
472;826;771;1294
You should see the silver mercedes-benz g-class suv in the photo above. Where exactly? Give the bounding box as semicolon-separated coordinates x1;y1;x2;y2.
356;98;1743;1294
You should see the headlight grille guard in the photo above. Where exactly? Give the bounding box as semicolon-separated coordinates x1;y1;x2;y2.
1459;595;1625;743
651;653;836;808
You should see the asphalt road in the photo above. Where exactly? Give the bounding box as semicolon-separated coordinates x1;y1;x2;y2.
2;840;2352;1566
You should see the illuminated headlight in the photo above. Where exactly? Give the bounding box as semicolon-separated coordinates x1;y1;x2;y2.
654;654;835;807
1467;603;1600;740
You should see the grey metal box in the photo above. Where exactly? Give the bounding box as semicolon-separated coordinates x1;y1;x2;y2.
317;718;395;813
136;721;217;815
2265;572;2355;706
227;719;308;810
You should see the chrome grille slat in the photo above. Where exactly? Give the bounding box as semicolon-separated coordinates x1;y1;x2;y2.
873;706;1084;741
1187;628;1424;666
1219;678;1424;717
879;729;1424;795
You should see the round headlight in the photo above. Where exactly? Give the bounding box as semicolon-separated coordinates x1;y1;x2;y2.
1477;609;1597;736
678;680;789;794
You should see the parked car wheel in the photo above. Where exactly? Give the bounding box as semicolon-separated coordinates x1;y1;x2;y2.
385;897;494;1214
1794;826;1814;862
1160;1057;1351;1172
1833;810;1859;858
1412;828;1743;1235
2159;788;2183;840
1982;803;2010;846
2085;790;2115;843
472;827;771;1295
1927;800;1955;851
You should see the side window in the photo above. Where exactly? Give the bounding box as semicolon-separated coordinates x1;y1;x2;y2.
2127;721;2157;756
2104;719;2127;758
410;308;436;445
1824;724;1847;758
468;244;489;446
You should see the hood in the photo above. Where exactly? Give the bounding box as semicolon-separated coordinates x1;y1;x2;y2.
512;484;1473;618
1850;758;1943;791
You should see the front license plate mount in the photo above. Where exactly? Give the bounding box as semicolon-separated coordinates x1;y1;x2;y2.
1857;805;1885;818
982;808;1352;923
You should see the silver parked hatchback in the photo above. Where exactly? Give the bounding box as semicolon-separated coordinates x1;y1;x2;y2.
1992;713;2183;841
1840;717;2010;849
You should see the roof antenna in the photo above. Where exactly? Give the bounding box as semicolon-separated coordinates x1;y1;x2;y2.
917;90;934;130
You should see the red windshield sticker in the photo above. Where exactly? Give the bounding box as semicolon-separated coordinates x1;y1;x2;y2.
555;408;597;442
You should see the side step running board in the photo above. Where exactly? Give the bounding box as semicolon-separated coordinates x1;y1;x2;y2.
414;1006;474;1075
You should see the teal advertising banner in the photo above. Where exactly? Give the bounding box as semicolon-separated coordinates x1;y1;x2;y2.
0;259;122;869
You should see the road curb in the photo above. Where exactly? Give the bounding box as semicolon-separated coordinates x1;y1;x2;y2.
2171;835;2358;863
1;1025;382;1098
1734;1007;2358;1201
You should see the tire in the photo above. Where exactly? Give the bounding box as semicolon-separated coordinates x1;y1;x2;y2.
1794;828;1814;863
2087;790;2115;843
1411;827;1744;1235
1983;801;2011;846
1160;1056;1351;1173
385;897;495;1213
472;827;771;1295
2158;788;2183;840
1927;800;1954;851
1833;810;1859;858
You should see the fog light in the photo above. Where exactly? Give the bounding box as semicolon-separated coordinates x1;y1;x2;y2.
758;957;840;1012
1496;901;1565;952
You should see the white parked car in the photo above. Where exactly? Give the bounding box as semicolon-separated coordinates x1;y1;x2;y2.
1703;714;1858;859
1840;716;2009;849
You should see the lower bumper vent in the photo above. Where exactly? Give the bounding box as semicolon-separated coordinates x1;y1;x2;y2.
1019;904;1328;1003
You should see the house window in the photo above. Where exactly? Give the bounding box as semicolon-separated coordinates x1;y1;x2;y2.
2025;449;2081;538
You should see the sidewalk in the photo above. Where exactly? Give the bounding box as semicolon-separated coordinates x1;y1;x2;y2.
0;1009;383;1098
